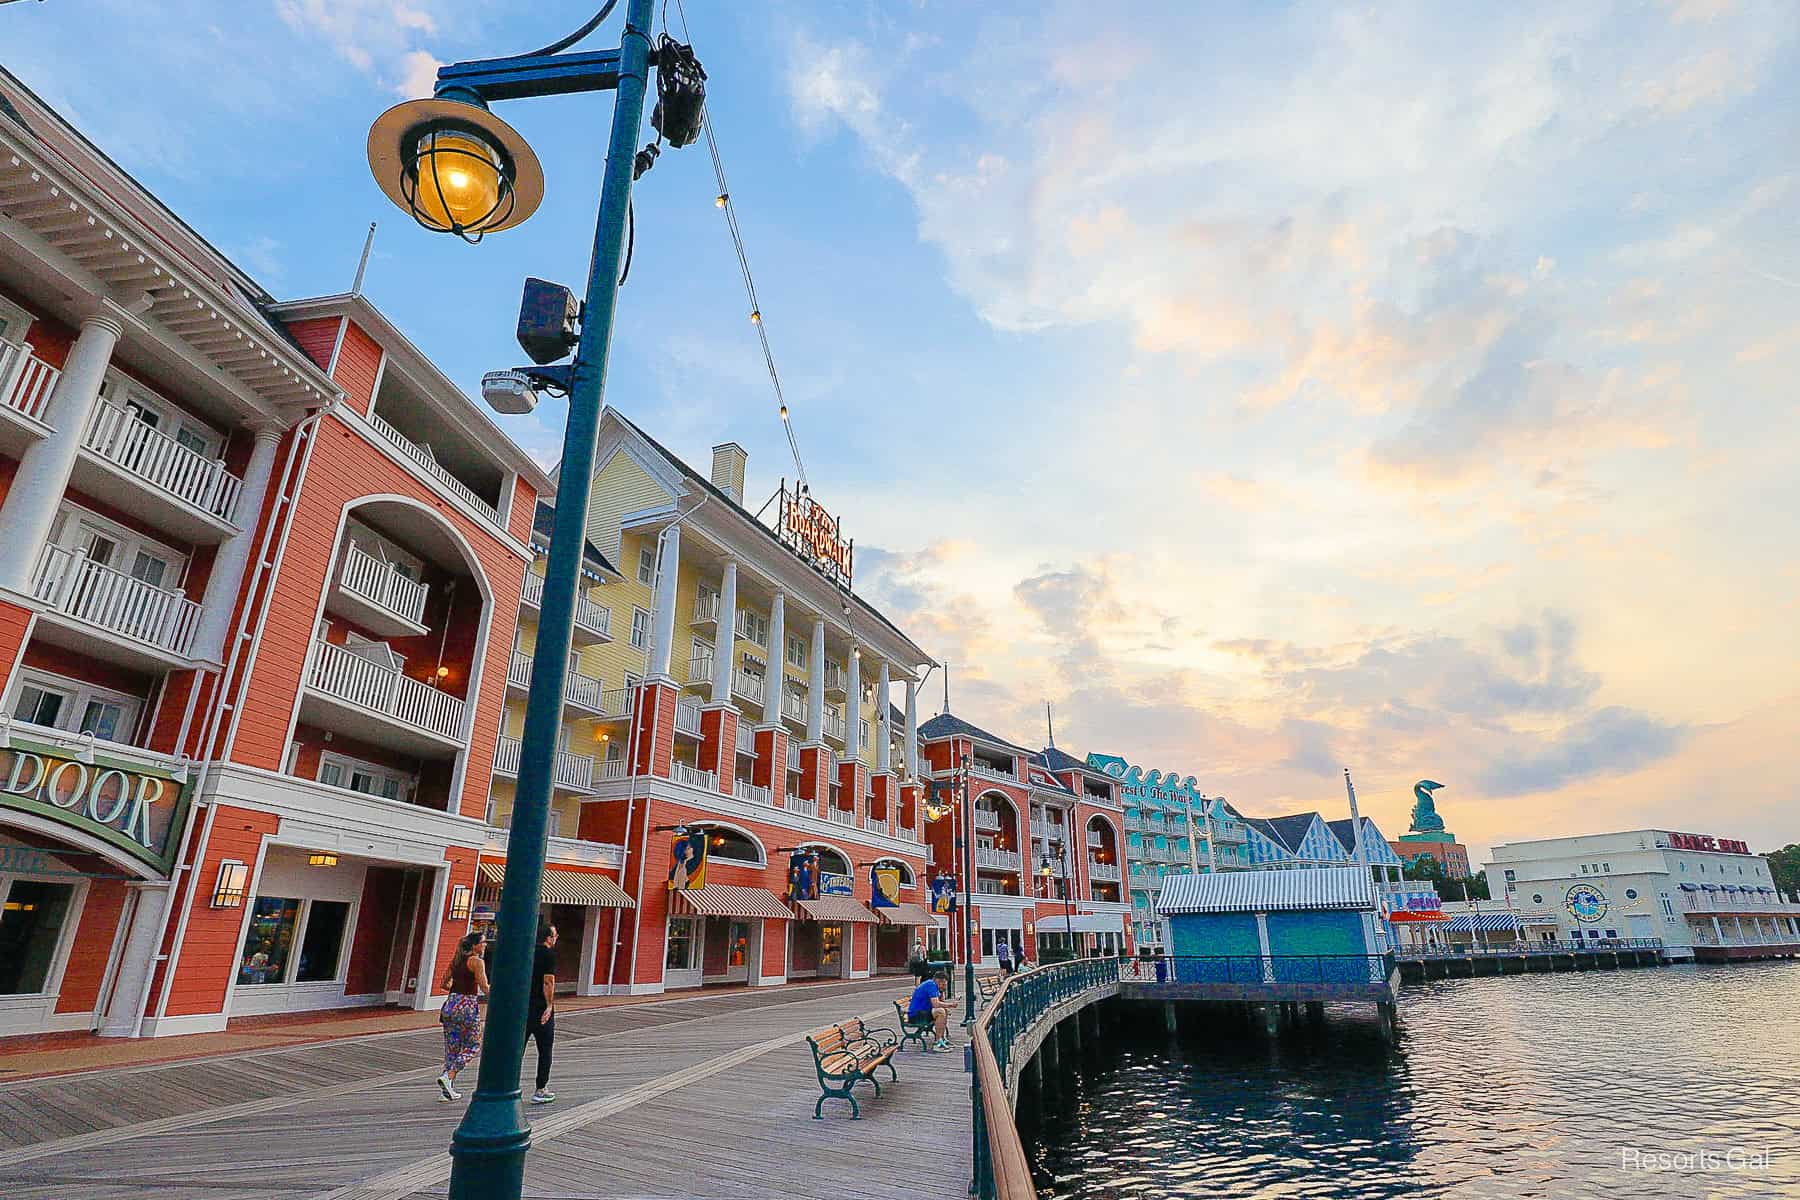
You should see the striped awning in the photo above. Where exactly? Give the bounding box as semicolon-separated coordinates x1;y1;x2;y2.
877;902;939;926
477;863;635;908
793;896;879;924
1157;866;1376;915
673;884;792;920
1679;883;1700;891
1445;912;1524;933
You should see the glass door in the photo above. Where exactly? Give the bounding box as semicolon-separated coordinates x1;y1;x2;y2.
664;915;702;989
723;920;752;983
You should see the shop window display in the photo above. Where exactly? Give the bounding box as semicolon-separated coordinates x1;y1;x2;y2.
239;897;301;985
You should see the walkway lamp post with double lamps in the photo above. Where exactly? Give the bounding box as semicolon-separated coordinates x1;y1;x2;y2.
1038;836;1074;958
362;4;704;1197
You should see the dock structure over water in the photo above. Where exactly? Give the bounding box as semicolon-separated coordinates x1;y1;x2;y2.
1396;939;1667;981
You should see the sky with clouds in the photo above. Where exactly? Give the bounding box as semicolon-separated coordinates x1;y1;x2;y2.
7;1;1797;862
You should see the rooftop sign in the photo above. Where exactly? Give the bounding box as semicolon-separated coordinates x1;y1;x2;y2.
1667;832;1751;855
777;483;853;589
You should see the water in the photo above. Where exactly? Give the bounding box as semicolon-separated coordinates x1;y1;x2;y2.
1020;961;1800;1198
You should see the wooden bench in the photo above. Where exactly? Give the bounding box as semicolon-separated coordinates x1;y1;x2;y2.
805;1019;900;1119
978;974;1001;1005
893;999;936;1051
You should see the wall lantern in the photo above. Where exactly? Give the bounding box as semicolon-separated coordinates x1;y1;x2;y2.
308;852;339;868
211;860;249;908
448;884;474;923
366;95;544;242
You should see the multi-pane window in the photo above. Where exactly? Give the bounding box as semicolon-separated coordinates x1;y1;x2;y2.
9;670;141;744
637;545;655;585
318;752;414;804
787;635;807;668
630;606;651;650
737;608;769;648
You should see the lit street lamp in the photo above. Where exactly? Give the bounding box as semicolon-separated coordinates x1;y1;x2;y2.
363;4;703;1197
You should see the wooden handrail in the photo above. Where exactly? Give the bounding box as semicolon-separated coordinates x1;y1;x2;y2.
971;972;1036;1200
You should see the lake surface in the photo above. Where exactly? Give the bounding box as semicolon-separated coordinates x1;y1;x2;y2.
1020;960;1800;1198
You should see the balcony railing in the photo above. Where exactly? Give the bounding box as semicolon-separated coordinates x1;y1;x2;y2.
778;792;819;818
781;690;808;725
976;847;1022;871
519;572;612;640
787;741;801;772
823;660;847;696
1030;819;1065;841
692;592;720;624
1088;860;1122;883
828;806;857;828
508;650;605;712
339;543;429;627
32;544;201;656
84;402;243;524
367;411;499;524
734;777;772;807
491;736;596;791
823;709;846;742
687;652;714;685
598;687;633;719
864;813;888;835
508;650;533;689
731;668;766;706
598;758;630;782
974;808;1002;832
0;340;60;423
674;700;702;736
310;638;464;740
671;760;715;790
971;761;1017;783
1087;831;1104;848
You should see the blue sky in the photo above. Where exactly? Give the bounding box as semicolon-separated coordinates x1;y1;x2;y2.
8;1;1799;861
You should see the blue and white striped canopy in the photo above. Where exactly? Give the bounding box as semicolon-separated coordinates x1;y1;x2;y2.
1444;912;1524;933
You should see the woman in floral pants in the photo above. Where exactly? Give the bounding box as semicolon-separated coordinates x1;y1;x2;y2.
437;931;489;1100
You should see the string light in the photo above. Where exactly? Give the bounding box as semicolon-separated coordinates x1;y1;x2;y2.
672;0;809;490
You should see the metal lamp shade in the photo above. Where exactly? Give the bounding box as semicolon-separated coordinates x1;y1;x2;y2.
367;98;544;239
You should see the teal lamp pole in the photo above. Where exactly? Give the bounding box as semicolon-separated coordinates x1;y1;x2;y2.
363;3;700;1196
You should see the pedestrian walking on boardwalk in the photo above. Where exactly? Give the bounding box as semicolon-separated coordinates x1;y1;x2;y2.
526;921;559;1105
996;937;1013;977
908;936;929;981
437;931;488;1101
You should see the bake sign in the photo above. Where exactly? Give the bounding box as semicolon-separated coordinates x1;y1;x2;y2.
777;483;853;588
0;745;187;869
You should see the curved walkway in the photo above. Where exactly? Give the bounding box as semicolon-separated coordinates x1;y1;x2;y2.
0;978;972;1199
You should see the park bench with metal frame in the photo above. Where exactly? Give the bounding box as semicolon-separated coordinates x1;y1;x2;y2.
892;999;937;1051
805;1019;899;1119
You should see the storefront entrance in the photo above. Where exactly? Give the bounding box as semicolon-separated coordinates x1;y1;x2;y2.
664;915;760;988
787;919;852;979
0;864;83;1036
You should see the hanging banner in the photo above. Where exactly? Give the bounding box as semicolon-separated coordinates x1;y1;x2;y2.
870;866;900;909
930;875;958;914
666;830;708;891
786;850;820;902
819;871;853;897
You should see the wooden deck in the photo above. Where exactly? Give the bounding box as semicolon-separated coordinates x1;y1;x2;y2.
0;978;973;1199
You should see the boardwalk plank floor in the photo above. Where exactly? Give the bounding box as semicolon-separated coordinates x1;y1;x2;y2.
0;978;973;1200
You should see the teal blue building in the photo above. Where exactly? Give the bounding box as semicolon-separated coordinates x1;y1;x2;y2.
1157;865;1386;983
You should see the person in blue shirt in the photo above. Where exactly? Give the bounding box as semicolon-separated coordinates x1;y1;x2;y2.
908;970;953;1050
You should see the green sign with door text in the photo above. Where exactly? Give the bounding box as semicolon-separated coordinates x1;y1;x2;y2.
0;738;193;875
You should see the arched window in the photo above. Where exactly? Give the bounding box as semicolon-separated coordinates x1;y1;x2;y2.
702;825;765;866
798;843;849;875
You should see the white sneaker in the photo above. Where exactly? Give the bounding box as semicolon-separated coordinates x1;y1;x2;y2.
437;1074;460;1101
530;1089;556;1104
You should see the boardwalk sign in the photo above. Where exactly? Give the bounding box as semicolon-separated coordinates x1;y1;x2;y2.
777;483;853;589
0;740;191;874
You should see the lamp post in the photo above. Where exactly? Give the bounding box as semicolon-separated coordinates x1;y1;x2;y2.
959;753;977;1025
362;5;702;1197
1039;837;1073;958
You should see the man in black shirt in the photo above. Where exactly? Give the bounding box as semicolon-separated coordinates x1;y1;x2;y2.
526;921;559;1104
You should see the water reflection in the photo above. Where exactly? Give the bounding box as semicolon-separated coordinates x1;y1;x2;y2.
1021;961;1800;1199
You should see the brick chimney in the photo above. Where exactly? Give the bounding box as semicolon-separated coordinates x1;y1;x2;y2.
711;442;747;504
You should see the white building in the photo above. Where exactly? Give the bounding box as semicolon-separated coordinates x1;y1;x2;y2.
1482;829;1800;962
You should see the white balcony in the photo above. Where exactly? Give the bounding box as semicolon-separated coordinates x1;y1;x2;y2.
367;410;500;525
31;544;201;662
733;777;772;807
519;572;613;644
306;638;465;751
592;687;635;723
686;652;714;688
973;808;1002;833
598;758;630;782
691;591;720;626
781;689;809;727
1088;860;1122;883
828;806;857;828
731;667;766;707
674;699;702;737
506;650;607;715
671;760;715;790
1031;819;1067;842
971;761;1017;784
976;846;1022;872
778;791;819;819
330;542;429;638
823;708;846;743
787;741;802;772
491;736;596;793
0;339;58;449
1087;830;1104;849
823;661;847;700
735;721;757;758
863;814;888;835
78;402;244;542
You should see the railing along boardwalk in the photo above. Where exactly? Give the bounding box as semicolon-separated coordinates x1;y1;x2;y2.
972;957;1122;1200
84;401;244;523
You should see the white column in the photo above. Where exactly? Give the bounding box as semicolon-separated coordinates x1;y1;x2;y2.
0;312;123;593
97;883;171;1037
875;661;892;772
648;524;680;678
710;559;737;705
904;679;919;776
191;425;283;663
844;645;861;759
766;591;785;722
807;617;825;743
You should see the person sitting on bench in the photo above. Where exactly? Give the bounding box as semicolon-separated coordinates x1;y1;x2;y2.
908;969;953;1050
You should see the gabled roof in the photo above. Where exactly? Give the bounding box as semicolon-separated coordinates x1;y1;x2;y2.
917;712;1030;753
1038;746;1094;775
1246;813;1323;855
1024;753;1077;796
1158;866;1376;915
605;411;931;664
533;501;620;581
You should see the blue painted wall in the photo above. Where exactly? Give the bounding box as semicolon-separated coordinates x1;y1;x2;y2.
1170;912;1261;957
1266;910;1368;956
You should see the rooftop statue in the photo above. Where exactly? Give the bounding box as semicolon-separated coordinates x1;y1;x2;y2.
1409;780;1447;835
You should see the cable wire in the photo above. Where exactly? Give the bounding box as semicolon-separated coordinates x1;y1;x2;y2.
525;0;621;57
671;0;810;490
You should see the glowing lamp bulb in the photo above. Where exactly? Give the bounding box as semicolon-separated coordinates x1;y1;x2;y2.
749;309;761;324
715;192;728;208
779;404;788;421
410;130;503;231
